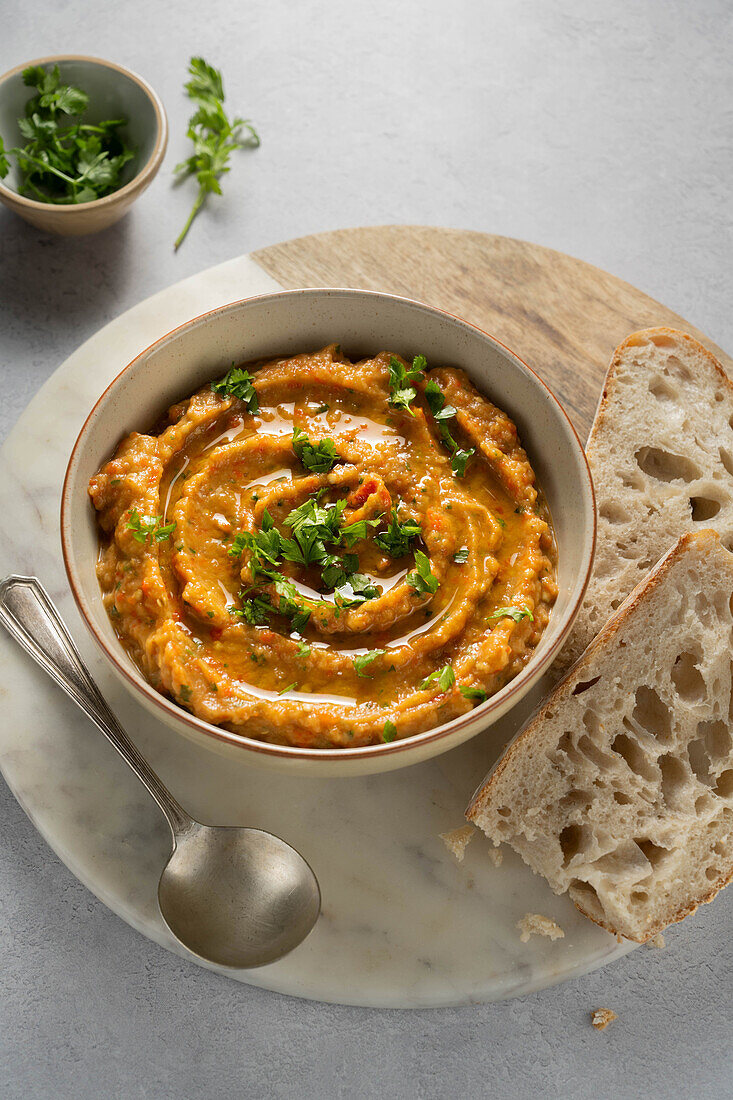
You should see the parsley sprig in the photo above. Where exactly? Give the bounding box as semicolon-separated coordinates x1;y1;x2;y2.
292;427;340;474
353;649;386;677
173;57;260;250
488;605;534;623
406;549;439;596
388;355;426;415
424;380;475;477
374;509;421;558
419;664;455;693
460;685;487;703
211;366;259;412
126;510;176;545
0;64;136;204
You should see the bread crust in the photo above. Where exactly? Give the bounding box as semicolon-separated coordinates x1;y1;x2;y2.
585;327;733;450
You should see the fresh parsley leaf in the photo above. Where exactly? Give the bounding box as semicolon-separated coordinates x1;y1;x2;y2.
450;449;474;478
382;720;397;743
284;497;345;544
320;553;359;589
231;594;273;625
453;547;469;564
296;641;311;656
292;427;340;474
341;518;381;548
406;549;439;596
126;510;176;545
388;354;426;415
353;649;386;677
419;664;456;693
173;57;260;250
424;379;475;478
334;573;379;608
488;605;534;623
211;366;259;412
0;63;136;204
374;509;421;557
228;532;248;558
460;685;488;703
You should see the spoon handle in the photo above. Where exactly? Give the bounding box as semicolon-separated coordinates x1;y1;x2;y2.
0;576;193;837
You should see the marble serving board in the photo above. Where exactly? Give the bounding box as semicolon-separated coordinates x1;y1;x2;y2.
7;226;712;1007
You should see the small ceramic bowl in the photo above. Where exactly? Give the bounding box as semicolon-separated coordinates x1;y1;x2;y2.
61;289;596;776
0;55;167;235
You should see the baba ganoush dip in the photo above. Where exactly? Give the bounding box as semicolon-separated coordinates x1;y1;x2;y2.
90;344;557;748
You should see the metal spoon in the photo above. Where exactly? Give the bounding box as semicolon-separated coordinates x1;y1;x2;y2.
0;576;321;969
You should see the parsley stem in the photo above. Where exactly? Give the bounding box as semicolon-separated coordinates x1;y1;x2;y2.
174;187;206;251
9;148;77;185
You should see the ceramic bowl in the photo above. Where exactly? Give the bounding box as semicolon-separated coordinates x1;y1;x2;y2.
61;289;595;775
0;55;167;235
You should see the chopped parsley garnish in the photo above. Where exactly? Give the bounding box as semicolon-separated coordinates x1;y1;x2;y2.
284;496;346;543
388;354;426;415
278;682;298;695
320;553;359;589
453;547;469;564
334;573;379;609
460;685;488;703
488;605;534;623
126;510;176;545
382;720;397;743
292;427;340;474
228;532;248;558
406;549;439;596
424;379;475;477
419;664;455;693
232;594;274;625
230;510;282;567
179;685;192;702
296;640;311;656
353;649;386;677
341;518;381;548
374;509;421;558
211;366;259;412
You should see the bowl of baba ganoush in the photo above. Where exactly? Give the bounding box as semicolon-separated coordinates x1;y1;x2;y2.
61;289;595;775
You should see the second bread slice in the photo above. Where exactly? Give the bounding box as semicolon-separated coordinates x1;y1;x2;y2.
467;530;733;943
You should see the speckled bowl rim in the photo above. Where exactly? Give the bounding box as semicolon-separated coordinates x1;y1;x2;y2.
0;54;168;212
61;288;596;765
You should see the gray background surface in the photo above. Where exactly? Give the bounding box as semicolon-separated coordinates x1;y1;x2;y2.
1;1;732;1097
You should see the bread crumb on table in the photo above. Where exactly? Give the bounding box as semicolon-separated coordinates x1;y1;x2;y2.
440;825;474;862
649;933;666;948
591;1008;618;1032
516;913;565;943
487;846;503;868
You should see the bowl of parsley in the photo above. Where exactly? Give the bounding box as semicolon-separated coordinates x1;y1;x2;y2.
0;55;167;235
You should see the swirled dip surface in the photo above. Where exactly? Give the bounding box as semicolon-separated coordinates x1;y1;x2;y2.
90;345;557;748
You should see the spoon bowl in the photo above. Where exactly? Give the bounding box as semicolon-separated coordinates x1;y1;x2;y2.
159;824;321;969
0;576;321;969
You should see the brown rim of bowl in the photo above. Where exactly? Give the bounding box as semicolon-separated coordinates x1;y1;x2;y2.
0;54;168;212
61;287;596;763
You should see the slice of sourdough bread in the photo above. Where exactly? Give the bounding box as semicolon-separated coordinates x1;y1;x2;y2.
559;328;733;673
467;530;733;943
